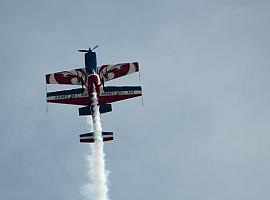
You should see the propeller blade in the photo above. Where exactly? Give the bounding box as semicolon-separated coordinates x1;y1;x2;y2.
78;50;89;52
92;45;99;51
78;46;98;52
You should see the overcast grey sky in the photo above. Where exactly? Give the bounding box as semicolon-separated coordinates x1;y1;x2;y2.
1;0;270;200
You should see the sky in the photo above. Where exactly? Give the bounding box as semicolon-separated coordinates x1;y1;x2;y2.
1;0;270;199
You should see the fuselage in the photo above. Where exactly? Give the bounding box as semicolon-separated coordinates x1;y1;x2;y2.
84;50;101;97
85;51;97;74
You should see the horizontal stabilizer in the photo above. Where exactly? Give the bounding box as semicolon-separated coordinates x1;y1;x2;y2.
80;132;113;143
78;104;112;116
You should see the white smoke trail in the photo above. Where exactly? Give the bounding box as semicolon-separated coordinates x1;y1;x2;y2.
81;91;109;200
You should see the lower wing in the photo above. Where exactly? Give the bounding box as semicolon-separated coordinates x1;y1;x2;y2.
46;88;90;106
46;86;142;106
98;86;142;104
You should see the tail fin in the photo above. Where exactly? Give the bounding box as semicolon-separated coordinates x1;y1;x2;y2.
79;132;113;143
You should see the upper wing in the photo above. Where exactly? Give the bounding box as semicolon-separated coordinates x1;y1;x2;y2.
98;62;139;83
46;62;139;85
46;68;87;85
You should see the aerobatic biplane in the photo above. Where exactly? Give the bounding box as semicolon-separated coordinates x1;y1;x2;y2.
46;46;142;143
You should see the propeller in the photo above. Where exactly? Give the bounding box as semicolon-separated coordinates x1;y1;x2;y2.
78;45;99;52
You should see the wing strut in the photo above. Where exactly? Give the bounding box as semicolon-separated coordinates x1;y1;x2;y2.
45;84;48;113
138;70;143;108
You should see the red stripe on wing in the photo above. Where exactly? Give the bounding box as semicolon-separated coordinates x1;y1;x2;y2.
98;94;142;104
47;97;90;106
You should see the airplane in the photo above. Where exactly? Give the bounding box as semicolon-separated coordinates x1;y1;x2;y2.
46;46;142;144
